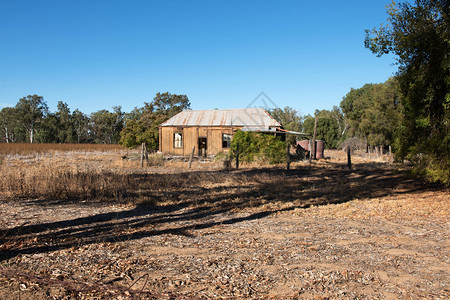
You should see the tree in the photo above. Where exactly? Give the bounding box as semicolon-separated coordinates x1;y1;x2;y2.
229;130;286;164
340;79;402;149
124;106;144;123
15;95;48;143
90;107;124;144
0;107;22;143
268;107;302;132
303;110;342;149
36;112;59;143
329;106;348;137
119;120;159;150
72;109;90;143
111;106;125;143
119;92;191;150
145;92;190;119
268;106;302;145
55;101;75;143
365;0;449;183
340;84;374;139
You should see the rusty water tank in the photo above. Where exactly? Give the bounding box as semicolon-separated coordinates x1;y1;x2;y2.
315;140;325;159
297;140;310;151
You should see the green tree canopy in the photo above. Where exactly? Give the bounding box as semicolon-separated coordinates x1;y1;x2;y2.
55;101;75;143
119;92;191;150
0;107;23;143
90;106;124;144
229;130;286;164
268;106;303;145
340;79;403;148
303;109;343;149
15;95;48;143
268;106;302;132
143;92;190;119
365;0;449;183
72;109;90;143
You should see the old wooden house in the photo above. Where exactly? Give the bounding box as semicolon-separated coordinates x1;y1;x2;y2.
159;108;282;156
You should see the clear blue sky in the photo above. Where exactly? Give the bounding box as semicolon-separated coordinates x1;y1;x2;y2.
0;0;397;116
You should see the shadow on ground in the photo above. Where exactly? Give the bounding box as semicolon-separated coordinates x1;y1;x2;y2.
0;162;442;261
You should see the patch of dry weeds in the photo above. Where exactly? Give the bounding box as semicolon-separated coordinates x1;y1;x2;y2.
0;148;448;299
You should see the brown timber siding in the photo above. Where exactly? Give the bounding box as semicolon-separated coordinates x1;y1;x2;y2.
159;126;235;156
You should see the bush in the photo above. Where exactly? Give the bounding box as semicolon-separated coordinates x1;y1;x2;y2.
214;152;230;161
338;137;365;151
119;120;159;151
407;152;450;186
230;131;286;164
148;153;165;166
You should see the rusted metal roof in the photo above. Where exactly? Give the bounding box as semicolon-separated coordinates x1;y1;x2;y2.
160;108;282;128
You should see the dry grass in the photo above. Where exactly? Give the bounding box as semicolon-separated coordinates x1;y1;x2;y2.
0;146;414;209
0;143;125;156
0;147;448;299
0;145;227;202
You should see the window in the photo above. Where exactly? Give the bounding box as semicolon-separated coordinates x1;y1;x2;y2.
174;132;183;148
222;133;232;148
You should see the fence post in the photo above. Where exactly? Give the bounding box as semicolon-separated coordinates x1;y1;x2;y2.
312;116;317;160
140;143;145;167
144;144;149;166
347;146;352;171
188;146;195;169
286;143;290;170
236;143;239;169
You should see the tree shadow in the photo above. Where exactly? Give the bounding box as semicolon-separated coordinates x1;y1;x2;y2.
0;162;443;261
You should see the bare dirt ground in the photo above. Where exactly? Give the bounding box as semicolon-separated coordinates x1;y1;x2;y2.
0;151;449;299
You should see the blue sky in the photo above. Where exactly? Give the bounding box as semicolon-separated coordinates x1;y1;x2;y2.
0;0;397;116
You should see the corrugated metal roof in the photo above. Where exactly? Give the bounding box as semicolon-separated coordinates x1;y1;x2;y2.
160;108;282;128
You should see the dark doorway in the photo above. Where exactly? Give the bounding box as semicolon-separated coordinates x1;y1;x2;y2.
198;137;207;157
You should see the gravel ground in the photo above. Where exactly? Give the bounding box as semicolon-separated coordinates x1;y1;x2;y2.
0;162;448;299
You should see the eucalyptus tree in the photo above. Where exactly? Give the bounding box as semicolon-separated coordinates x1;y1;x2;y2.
119;92;191;150
55;101;75;143
0;107;21;143
15;95;48;143
303;110;342;149
72;109;90;143
340;79;402;149
365;0;449;183
89;106;124;144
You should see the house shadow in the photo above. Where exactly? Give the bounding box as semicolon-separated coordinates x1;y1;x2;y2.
0;162;443;262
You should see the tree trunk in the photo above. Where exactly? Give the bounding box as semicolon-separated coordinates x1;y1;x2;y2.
4;127;9;143
236;143;239;169
347;146;352;171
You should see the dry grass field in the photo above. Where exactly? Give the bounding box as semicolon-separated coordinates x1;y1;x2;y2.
0;144;448;299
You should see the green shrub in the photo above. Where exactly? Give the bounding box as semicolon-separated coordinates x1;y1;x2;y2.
409;154;450;186
119;120;159;151
230;131;286;164
214;152;230;161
